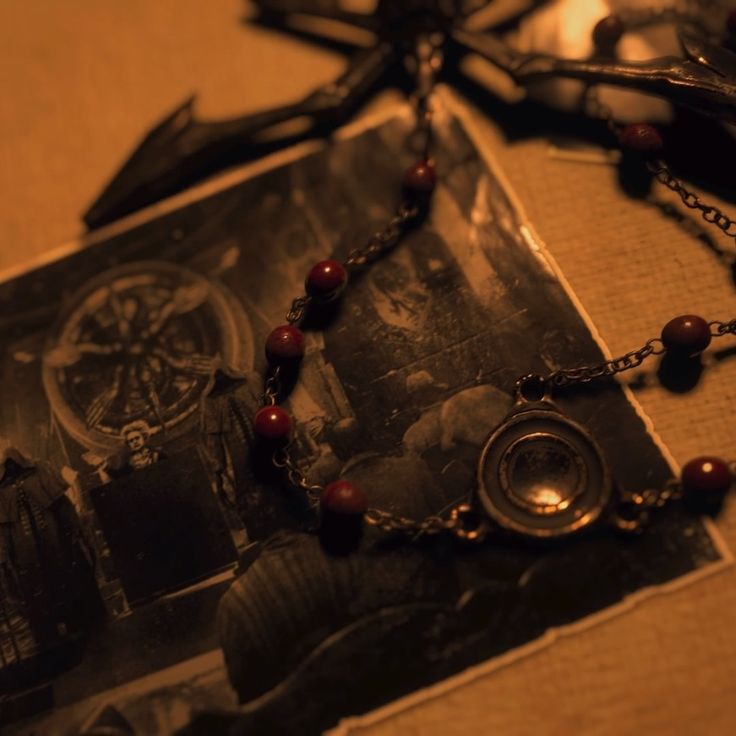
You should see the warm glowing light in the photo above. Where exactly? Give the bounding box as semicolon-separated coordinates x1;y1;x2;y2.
529;486;564;507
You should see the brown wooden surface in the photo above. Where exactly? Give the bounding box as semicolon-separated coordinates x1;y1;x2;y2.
1;2;735;733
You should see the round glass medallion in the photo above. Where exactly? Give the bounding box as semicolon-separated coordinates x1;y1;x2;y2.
501;433;587;515
477;406;611;538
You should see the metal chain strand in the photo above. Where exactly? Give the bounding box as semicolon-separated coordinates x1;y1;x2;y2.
364;508;457;536
710;318;736;336
648;161;736;242
343;31;438;274
286;295;311;324
267;86;435;523
343;203;420;268
586;87;736;251
262;366;282;406
548;315;736;389
622;478;684;511
612;478;684;533
547;338;665;388
272;445;324;503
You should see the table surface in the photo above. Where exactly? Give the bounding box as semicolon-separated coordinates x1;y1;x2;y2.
2;2;735;734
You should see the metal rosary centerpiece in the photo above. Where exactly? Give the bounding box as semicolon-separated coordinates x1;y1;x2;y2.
84;0;736;229
476;375;612;539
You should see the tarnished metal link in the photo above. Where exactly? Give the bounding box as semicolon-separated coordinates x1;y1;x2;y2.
709;318;736;336
627;479;683;510
515;373;549;402
364;507;459;537
449;503;488;542
343;202;420;268
272;445;324;501
647;161;736;242
363;503;489;542
262;366;282;407
548;339;662;388
286;295;311;324
611;477;683;533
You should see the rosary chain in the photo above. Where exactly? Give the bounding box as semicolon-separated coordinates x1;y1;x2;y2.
586;98;736;247
583;12;736;250
263;79;438;520
710;318;736;336
364;507;456;536
272;444;324;502
548;316;736;389
547;338;665;388
276;201;421;337
628;479;684;509
611;478;685;532
647;161;736;241
367;502;487;541
286;296;311;324
344;202;420;268
262;366;282;406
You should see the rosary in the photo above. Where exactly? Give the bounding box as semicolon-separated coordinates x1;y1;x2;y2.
244;7;736;550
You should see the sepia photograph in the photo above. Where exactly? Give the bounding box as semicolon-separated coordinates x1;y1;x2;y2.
0;103;727;734
2;1;736;734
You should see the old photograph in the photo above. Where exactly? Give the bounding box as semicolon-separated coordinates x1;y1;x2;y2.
0;107;724;735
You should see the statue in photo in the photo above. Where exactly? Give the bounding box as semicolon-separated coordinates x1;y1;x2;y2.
0;442;103;678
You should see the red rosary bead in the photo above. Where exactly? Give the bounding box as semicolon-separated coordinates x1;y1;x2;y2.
321;480;368;516
618;123;663;153
592;15;624;51
681;457;732;497
254;406;292;441
661;315;711;354
266;324;305;362
305;259;347;302
403;160;437;194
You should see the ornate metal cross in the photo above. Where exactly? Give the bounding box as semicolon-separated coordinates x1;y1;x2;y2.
84;0;736;229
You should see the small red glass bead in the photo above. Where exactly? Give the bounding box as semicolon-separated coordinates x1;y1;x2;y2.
661;315;711;354
681;457;732;496
592;15;624;50
403;160;437;194
254;406;292;441
321;480;368;516
727;10;736;35
265;324;305;362
305;259;347;301
618;123;663;153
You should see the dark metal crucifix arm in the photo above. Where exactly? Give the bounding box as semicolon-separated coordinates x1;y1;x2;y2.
84;0;736;230
453;27;736;124
84;39;396;229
